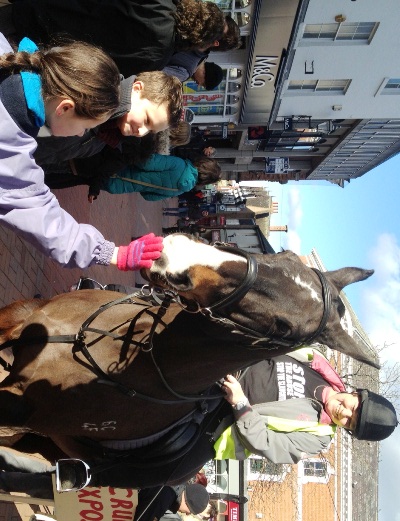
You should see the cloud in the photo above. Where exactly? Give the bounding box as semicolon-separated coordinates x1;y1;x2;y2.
361;233;400;363
358;233;400;519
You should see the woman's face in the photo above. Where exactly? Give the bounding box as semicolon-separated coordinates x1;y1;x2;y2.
324;392;360;430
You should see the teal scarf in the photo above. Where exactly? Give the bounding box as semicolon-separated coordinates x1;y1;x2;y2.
18;37;45;127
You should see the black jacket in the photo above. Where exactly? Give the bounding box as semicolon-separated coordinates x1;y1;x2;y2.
11;0;178;76
133;486;183;521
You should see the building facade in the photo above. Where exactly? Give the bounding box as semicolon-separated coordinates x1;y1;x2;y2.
193;0;400;185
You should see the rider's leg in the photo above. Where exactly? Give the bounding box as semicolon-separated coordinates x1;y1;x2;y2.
0;471;54;499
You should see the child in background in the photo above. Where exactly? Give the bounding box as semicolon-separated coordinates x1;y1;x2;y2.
45;154;221;202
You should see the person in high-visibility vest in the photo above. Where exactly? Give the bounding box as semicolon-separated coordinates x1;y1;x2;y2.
0;348;397;494
214;347;397;462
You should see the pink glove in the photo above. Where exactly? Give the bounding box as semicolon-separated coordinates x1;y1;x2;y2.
117;233;163;271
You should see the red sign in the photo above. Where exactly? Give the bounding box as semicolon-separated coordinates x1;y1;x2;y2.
217;501;240;521
228;501;239;521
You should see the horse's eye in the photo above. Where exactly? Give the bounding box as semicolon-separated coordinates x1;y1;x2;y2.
275;319;291;336
168;272;190;288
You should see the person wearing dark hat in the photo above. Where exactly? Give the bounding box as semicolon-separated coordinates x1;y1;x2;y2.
213;347;398;462
192;62;224;91
133;484;210;521
163;52;224;89
162;15;240;85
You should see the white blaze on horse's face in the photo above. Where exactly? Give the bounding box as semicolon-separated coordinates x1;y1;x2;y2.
292;274;321;302
149;234;246;289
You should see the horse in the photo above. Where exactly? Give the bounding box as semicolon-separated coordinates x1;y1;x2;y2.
0;233;376;486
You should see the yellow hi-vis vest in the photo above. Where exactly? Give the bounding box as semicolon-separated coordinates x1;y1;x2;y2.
214;416;336;460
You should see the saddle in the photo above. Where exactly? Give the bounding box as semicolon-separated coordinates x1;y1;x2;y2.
99;417;201;465
76;399;234;489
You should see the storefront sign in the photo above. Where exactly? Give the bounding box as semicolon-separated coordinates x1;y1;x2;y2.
283;117;293;130
250;56;279;88
183;93;224;104
248;126;269;140
265;157;289;173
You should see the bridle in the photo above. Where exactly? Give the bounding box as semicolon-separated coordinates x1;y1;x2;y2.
197;244;332;350
0;244;332;405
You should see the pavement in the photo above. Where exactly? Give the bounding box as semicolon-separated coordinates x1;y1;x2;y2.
0;186;178;306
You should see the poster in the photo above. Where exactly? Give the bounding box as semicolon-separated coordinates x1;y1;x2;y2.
54;485;138;521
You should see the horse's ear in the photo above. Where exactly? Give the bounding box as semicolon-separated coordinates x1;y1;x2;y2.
320;326;380;369
325;267;374;293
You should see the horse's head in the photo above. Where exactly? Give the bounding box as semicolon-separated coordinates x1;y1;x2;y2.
143;234;377;367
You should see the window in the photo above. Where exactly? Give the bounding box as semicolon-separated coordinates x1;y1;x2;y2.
205;0;251;10
382;78;400;94
248;456;290;482
301;459;333;484
205;0;232;8
235;0;251;7
303;22;378;42
233;11;251;27
303;460;327;478
288;79;351;94
229;68;242;80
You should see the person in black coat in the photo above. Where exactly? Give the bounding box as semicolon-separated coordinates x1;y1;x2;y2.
3;0;226;77
134;484;210;521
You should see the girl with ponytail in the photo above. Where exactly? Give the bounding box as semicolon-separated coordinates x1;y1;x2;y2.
0;36;120;136
0;32;163;272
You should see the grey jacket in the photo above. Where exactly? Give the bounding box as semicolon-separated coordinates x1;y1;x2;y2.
232;399;333;464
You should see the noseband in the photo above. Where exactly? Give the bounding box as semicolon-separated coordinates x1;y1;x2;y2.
204;244;259;312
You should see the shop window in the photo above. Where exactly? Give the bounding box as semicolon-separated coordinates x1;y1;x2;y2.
202;0;251;9
235;0;251;7
229;68;242;80
228;82;242;92
225;106;239;115
204;0;232;9
227;95;240;104
233;11;251;28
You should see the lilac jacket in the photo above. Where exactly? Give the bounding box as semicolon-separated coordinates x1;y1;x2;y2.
0;34;114;268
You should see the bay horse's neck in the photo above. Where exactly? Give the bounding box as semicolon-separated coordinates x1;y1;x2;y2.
144;308;288;398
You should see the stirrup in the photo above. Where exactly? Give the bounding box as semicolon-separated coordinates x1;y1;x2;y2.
55;459;92;492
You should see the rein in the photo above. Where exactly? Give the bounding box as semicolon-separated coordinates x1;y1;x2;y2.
0;245;331;405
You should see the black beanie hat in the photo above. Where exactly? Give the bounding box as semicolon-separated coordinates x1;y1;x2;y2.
354;389;398;441
204;62;224;91
184;484;209;515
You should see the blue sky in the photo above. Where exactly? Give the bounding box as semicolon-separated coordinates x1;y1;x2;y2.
244;154;400;520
